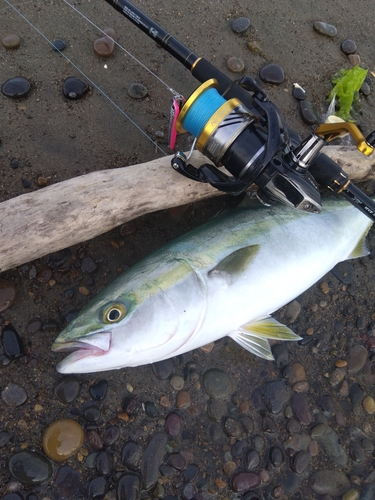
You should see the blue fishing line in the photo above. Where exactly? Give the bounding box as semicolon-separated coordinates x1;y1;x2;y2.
182;88;226;137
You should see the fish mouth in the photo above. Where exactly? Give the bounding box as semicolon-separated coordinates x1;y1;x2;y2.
52;331;112;361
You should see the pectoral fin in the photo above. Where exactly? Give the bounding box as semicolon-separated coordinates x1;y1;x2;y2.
209;245;260;277
347;224;372;259
229;317;302;361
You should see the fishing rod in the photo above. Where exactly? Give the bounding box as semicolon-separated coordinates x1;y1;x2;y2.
105;0;375;220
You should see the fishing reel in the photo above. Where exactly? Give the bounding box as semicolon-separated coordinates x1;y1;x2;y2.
171;78;375;216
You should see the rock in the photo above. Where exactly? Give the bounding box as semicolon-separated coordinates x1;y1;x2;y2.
203;368;233;400
9;450;53;485
292;84;306;100
93;28;115;57
299;100;319;125
227;57;245;73
86;430;103;451
362;395;375;414
170;375;184;390
1;324;25;359
81;256;98;274
117;472;142;500
62;77;89;99
83;405;101;423
231;471;260;492
0;279;16;312
88;476;108;498
165;412;182;436
341;39;357;54
347;345;368;373
43;419;84;461
128;83;148;99
265;380;290;414
285;362;306;384
177;390;191;408
310;470;350;496
348;54;361;65
349;383;363;404
152;359;173;379
52;39;66;51
313;21;337;37
316;394;335;417
291;393;313;425
313;424;348;466
259;63;284;84
121;441;142;470
269;446;284;468
1;383;27;406
232;17;251;34
168;452;186;471
290;450;310;474
223;417;242;438
245;449;261;469
54;376;80;403
247;41;262;55
285;300;301;322
144;400;157;417
1;33;20;49
331;262;354;284
90;379;108;400
2;77;31;98
141;433;168;490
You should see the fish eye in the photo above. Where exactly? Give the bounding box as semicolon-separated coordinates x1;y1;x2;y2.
103;303;127;324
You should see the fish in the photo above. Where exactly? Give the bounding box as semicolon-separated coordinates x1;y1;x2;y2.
52;196;372;373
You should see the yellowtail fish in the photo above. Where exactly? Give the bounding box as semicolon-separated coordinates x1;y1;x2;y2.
52;197;372;373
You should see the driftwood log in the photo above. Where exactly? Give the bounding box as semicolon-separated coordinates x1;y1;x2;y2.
1;146;375;273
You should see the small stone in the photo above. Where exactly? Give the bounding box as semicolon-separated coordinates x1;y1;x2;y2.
177;390;191;408
203;368;233;400
168;452;186;471
170;375;184;390
165;412;182;436
83;406;101;423
347;344;368;373
329;367;346;386
299;100;319;125
232;17;251;34
1;33;20;49
43;419;84;461
152;359;174;379
342;489;360;500
117;472;142;500
223;460;236;476
88;476;108;498
22;178;32;189
286;362;306;384
291;450;311;474
103;426;120;446
265;380;290;414
230;471;260;492
348;54;361;66
9;450;53;485
37;176;48;187
291;393;313;425
93;29;115;57
227;57;245;73
247;41;262;54
293;381;309;392
360;82;371;96
1;383;27;406
52;39;66;51
2;324;25;359
128;83;148;99
245;449;261;469
310;470;350;496
292;83;306;100
349;383;363;404
86;430;103;451
90;379;108;400
320;282;330;294
0;279;16;312
121;441;142;470
341;39;357;55
62;77;89;100
223;417;242;438
54;376;80;403
335;359;347;368
285;300;301;322
313;21;337;37
141;433;168;490
259;63;284;84
144;400;157;417
2;77;31;98
81;256;98;274
363;395;375;414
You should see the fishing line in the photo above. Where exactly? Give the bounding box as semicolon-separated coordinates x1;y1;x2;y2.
61;0;183;99
3;0;169;156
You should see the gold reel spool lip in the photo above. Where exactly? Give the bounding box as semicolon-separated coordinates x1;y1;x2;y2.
176;78;219;133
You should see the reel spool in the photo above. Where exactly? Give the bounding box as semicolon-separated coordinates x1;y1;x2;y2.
176;79;267;183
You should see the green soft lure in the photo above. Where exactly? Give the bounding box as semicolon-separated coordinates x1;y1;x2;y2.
328;66;368;121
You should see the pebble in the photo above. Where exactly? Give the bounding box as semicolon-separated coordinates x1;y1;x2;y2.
93;28;115;57
168;452;186;471
347;345;368;373
62;77;89;99
121;441;142;470
265;380;290;414
128;83;148;99
170;375;184;390
86;429;103;451
245;449;261;469
26;317;42;334
103;426;120;446
141;432;168;490
309;470;350;496
348;54;361;65
332;262;354;284
230;471;260;492
247;41;262;55
0;431;11;447
316;394;335;417
96;450;113;475
90;379;108;400
0;279;16;312
1;324;25;359
313;424;348;466
1;33;20;49
341;39;357;55
2;77;31;98
313;21;337;37
286;362;306;384
9;450;53;485
165;412;182;436
223;417;242;438
291;393;313;425
202;368;233;400
152;359;173;379
81;256;98;274
259;63;284;84
177;390;191;408
290;450;310;474
84;405;101;423
269;446;284;468
361;82;371;96
88;476;108;497
329;367;346;386
117;472;142;500
285;300;301;322
299;100;319;125
343;490;360;500
1;383;27;406
227;57;245;73
349;383;363;404
43;419;84;461
292;83;306;100
232;17;251;34
53;376;80;403
144;400;157;417
362;395;375;414
207;400;227;421
52;39;66;51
